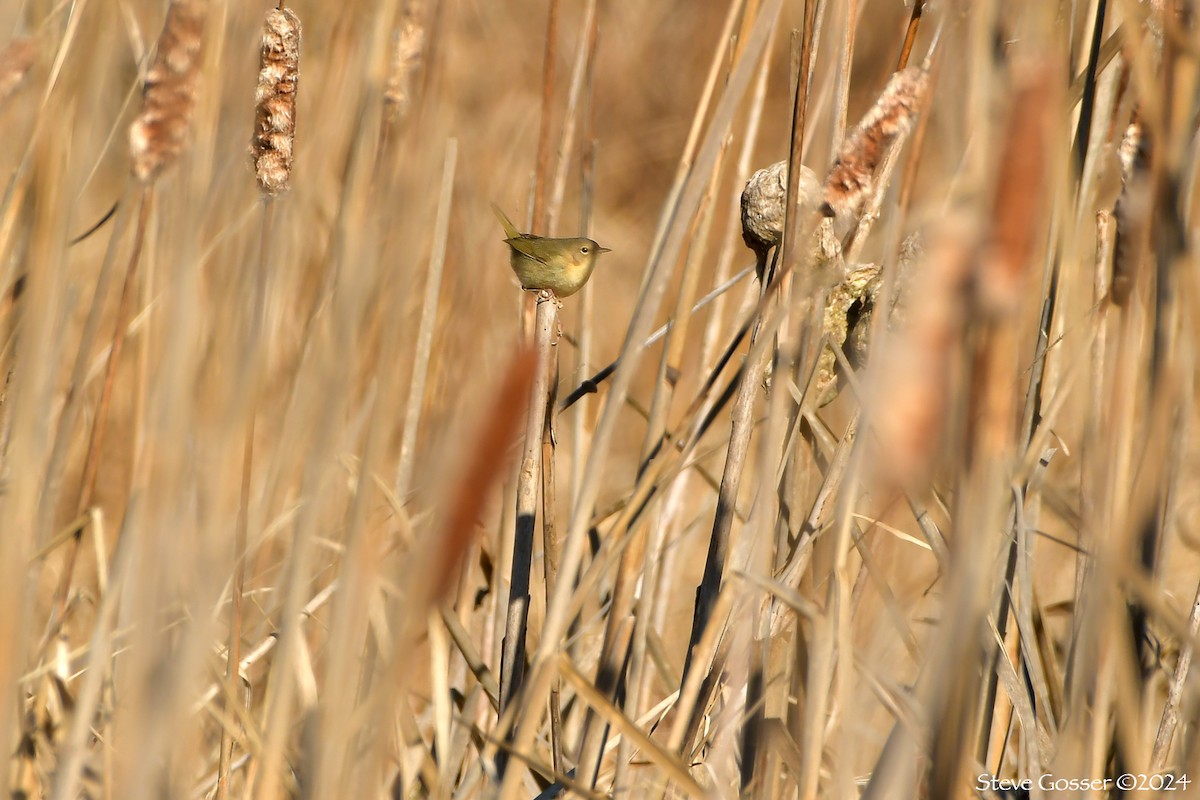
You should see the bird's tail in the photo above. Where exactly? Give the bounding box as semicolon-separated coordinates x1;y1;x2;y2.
490;203;521;239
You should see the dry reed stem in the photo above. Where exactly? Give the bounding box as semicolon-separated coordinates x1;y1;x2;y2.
51;192;152;628
537;10;599;762
539;356;563;773
896;0;924;70
831;0;858;152
779;0;819;285
129;0;207;183
546;0;598;234
383;0;429;128
498;295;557;738
0;38;35;108
1073;0;1109;173
396;139;457;497
577;152;726;770
821;66;928;222
216;194;278;792
251;8;301;196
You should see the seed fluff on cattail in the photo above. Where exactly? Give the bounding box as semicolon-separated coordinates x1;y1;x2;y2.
821;66;928;220
252;7;301;195
128;0;207;183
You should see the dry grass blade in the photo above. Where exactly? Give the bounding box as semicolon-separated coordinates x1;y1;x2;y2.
557;654;705;798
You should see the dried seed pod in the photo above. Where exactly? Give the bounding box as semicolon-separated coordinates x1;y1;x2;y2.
128;0;207;183
1112;116;1148;306
822;67;928;220
814;263;883;405
740;160;822;281
252;7;301;195
0;38;35;108
384;0;429;127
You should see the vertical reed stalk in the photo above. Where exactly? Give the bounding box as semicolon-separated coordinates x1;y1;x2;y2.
498;294;557;770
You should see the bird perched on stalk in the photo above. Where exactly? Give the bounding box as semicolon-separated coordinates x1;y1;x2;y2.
492;204;610;298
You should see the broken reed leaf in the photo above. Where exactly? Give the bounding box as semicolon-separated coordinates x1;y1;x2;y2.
0;37;35;107
1112;115;1147;306
128;0;207;183
252;7;301;196
822;66;928;220
384;0;429;126
977;61;1059;315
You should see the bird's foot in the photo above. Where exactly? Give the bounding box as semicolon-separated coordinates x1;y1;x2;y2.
534;288;558;304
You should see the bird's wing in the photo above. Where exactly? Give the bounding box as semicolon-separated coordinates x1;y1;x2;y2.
505;235;552;265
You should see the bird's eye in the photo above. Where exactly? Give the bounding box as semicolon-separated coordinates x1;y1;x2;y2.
581;246;589;254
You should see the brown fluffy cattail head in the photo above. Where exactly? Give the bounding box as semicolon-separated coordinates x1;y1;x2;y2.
977;61;1058;315
822;67;928;219
252;7;301;195
0;38;35;108
871;220;975;486
129;0;207;183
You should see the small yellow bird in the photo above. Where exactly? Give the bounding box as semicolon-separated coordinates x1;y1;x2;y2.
492;204;610;298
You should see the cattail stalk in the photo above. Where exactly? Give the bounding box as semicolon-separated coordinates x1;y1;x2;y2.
497;294;557;775
220;9;300;798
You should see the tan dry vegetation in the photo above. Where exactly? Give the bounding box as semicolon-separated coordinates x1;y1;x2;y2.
0;0;1198;798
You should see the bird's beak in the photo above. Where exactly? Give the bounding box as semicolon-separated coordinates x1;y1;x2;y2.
597;246;612;254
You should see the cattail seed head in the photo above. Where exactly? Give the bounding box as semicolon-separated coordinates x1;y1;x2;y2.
872;220;975;485
0;38;35;108
822;67;928;220
977;61;1057;315
129;0;207;183
252;7;301;195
